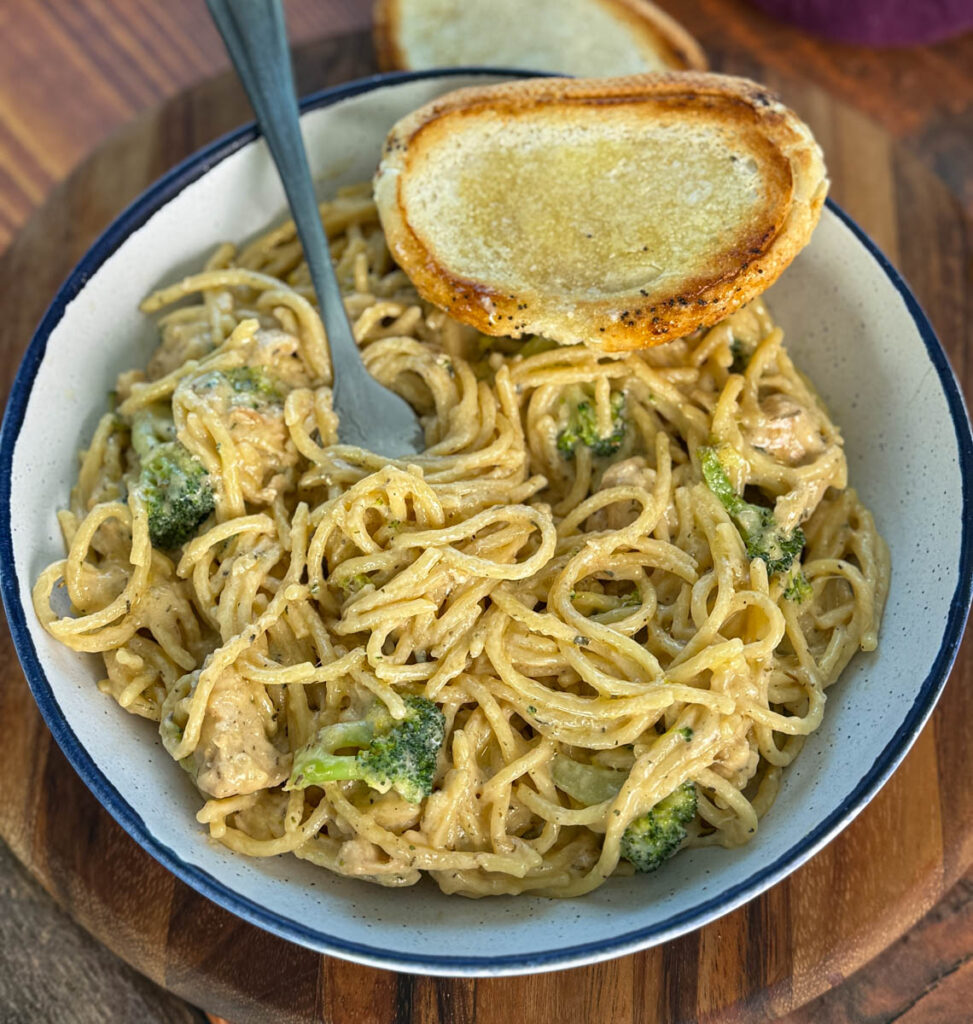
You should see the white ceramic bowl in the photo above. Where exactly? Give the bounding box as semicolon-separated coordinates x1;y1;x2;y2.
2;71;971;977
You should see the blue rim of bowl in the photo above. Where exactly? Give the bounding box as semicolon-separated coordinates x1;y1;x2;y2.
1;68;972;976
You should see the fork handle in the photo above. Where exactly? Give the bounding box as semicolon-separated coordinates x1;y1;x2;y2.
205;0;358;373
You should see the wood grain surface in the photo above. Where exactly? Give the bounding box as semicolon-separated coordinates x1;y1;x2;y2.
0;0;970;251
0;3;971;1023
0;840;208;1024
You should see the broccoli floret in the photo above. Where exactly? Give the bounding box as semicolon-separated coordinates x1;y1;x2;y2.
784;571;813;603
699;445;805;575
223;366;285;401
730;336;753;374
286;695;446;803
619;782;697;873
138;442;215;549
551;755;696;873
190;366;285;409
556;389;627;459
130;404;212;547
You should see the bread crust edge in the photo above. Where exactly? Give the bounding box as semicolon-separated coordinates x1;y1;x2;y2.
605;0;708;71
372;0;708;73
373;0;405;73
374;73;829;352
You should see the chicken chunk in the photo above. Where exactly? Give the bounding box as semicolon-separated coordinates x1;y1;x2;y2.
589;457;654;531
248;327;312;390
334;838;421;887
744;393;826;466
194;666;289;799
180;361;298;505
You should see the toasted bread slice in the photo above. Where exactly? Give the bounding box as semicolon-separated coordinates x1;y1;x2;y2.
373;74;828;351
373;0;707;76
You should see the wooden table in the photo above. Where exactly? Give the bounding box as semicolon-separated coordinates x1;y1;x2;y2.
0;2;970;1022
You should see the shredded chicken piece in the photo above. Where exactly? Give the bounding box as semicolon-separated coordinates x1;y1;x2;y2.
249;327;312;389
194;666;289;798
713;734;760;790
359;791;423;832
588;457;654;531
745;393;826;466
599;456;649;489
225;405;297;503
181;362;299;506
335;837;421;886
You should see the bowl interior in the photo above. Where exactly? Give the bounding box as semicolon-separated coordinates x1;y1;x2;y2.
4;72;970;975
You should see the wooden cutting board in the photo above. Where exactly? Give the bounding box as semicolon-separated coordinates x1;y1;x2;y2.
0;29;970;1024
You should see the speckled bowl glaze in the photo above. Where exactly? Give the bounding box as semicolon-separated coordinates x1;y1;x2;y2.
1;71;971;977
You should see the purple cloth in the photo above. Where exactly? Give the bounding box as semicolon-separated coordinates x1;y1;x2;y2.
748;0;973;46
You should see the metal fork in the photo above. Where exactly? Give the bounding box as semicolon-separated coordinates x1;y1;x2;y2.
206;0;424;457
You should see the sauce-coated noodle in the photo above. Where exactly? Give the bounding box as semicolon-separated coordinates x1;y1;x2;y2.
34;184;889;896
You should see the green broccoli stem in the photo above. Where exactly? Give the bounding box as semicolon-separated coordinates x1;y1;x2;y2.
552;751;698;873
784;570;813;602
131;416;159;461
699;445;805;575
556;387;627;459
551;754;625;804
699;445;746;514
287;720;375;788
285;696;445;803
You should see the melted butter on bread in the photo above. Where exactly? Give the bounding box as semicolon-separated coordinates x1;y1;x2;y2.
375;74;828;350
406;112;781;297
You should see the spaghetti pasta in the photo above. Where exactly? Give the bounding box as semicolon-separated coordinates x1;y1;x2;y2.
33;183;889;896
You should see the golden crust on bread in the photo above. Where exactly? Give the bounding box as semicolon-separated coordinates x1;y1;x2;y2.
373;0;707;76
600;0;709;71
373;74;828;351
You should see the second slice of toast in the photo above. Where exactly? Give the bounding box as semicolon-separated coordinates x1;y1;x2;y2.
374;0;707;76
